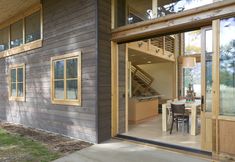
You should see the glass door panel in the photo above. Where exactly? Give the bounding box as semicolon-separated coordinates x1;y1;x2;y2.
205;29;213;112
220;17;235;115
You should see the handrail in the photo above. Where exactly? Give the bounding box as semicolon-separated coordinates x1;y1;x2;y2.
131;65;154;87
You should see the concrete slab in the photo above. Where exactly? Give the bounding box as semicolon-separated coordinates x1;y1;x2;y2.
53;139;212;162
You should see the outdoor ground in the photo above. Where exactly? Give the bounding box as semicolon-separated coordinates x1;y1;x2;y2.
0;122;92;162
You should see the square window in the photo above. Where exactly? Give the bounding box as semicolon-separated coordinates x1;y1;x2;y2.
51;52;81;106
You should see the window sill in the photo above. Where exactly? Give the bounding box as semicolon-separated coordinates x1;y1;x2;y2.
0;39;42;58
9;97;26;102
51;100;81;106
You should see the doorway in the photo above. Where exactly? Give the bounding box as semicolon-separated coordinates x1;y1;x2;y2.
112;27;214;153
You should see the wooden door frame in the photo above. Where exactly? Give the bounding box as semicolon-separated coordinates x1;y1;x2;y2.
111;41;119;137
200;26;213;151
111;2;235;155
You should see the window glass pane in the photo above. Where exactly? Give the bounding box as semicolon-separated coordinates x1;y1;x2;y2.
184;30;201;55
205;30;213;112
67;80;78;100
54;60;64;79
55;81;64;99
66;58;77;78
10;20;23;48
25;11;41;43
206;30;213;53
0;27;9;52
17;68;23;82
220;17;235;115
11;83;16;97
183;63;201;98
17;83;23;97
11;69;16;82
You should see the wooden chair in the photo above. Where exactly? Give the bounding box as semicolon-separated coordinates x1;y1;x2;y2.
170;103;189;134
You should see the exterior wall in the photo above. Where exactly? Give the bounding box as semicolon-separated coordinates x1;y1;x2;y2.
97;0;112;142
0;0;103;143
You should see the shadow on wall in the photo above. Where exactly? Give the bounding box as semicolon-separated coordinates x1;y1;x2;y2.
0;59;9;121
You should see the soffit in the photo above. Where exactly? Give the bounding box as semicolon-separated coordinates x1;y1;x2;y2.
0;0;40;25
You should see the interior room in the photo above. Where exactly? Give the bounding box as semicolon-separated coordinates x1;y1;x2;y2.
119;29;209;150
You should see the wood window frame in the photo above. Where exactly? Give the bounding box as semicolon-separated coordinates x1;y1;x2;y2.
51;51;82;106
0;3;43;59
9;64;26;102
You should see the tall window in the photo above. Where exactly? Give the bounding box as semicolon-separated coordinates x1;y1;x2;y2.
25;11;41;43
9;64;25;101
0;8;42;53
220;17;235;115
0;27;9;52
183;30;201;97
51;52;81;106
10;20;23;48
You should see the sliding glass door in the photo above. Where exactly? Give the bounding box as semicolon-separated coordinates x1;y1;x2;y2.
220;17;235;116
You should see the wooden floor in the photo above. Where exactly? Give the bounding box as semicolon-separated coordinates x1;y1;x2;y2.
123;115;201;149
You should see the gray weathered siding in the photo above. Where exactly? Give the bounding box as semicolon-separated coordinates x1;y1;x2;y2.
0;0;103;143
97;0;112;142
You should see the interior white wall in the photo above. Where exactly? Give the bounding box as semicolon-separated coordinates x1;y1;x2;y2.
139;62;174;99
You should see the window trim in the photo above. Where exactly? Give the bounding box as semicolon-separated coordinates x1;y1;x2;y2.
9;64;26;102
0;3;43;59
51;51;82;106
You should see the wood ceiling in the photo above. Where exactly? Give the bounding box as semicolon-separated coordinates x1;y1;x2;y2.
128;48;170;65
0;0;40;24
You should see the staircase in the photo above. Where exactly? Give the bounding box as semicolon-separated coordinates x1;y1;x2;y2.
131;65;160;96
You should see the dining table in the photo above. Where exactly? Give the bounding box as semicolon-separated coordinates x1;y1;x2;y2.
162;99;201;136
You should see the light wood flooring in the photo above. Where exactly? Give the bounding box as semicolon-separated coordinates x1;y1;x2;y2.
123;115;201;149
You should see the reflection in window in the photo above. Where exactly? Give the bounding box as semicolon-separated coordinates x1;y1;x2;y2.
0;27;9;52
51;52;81;105
25;11;41;43
9;65;25;101
184;30;201;55
183;63;201;98
157;0;213;17
205;29;213;112
220;17;235;115
10;20;23;48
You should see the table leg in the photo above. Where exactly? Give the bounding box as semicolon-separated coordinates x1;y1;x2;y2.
190;104;197;135
162;104;168;132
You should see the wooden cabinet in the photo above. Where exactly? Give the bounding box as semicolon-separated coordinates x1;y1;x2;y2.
128;98;158;124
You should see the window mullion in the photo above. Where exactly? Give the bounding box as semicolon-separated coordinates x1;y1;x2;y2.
23;18;25;45
64;59;67;100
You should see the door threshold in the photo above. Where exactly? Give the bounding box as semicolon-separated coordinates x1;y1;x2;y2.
116;134;212;157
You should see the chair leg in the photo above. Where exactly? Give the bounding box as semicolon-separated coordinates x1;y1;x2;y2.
187;118;189;133
176;118;178;132
170;118;174;134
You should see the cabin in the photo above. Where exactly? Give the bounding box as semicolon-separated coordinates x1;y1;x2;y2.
0;0;235;160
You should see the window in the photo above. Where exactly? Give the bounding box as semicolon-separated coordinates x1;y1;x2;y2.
25;11;41;43
0;27;9;52
10;20;23;48
0;6;42;57
220;17;235;115
51;52;81;106
9;64;25;101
